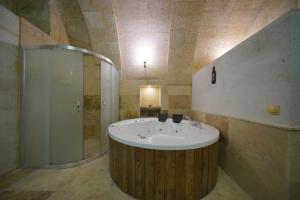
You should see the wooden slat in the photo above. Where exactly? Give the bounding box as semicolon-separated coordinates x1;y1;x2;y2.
116;141;123;187
113;139;118;182
176;151;186;200
135;148;145;199
109;138;114;180
208;144;214;191
165;151;176;200
212;142;219;187
127;146;136;196
145;149;155;200
122;144;128;192
201;147;209;196
111;139;117;182
194;148;203;199
186;150;194;200
155;150;165;200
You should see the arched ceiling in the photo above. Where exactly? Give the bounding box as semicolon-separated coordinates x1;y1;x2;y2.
113;0;172;80
77;0;121;66
79;0;299;83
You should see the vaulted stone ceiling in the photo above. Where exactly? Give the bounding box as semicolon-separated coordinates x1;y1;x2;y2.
192;0;300;72
79;0;299;82
78;0;121;66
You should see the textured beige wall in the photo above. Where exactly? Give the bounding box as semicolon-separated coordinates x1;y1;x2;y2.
20;18;57;46
16;0;51;35
78;0;121;67
54;0;92;49
83;55;101;158
192;0;298;72
0;5;20;176
0;3;19;45
49;0;69;44
1;0;92;49
192;111;300;200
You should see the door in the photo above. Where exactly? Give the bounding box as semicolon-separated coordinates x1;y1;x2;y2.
50;48;83;164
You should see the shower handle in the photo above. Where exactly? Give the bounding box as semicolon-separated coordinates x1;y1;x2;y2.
76;100;81;112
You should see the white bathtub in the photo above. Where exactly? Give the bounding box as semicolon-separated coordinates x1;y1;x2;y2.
108;118;219;150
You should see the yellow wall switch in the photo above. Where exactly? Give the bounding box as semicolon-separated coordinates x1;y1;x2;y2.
267;105;280;115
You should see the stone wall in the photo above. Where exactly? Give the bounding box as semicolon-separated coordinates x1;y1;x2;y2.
192;111;300;200
49;0;69;44
54;0;91;49
20;18;57;46
78;0;121;67
1;0;91;49
83;55;101;158
192;10;300;200
192;10;300;129
0;5;20;176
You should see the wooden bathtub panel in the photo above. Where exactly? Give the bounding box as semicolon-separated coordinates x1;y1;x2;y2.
165;151;176;200
208;143;218;192
122;144;128;192
176;151;186;200
127;146;135;196
145;149;155;200
109;139;114;180
186;150;194;200
116;141;123;187
135;148;145;199
194;148;203;198
213;143;219;185
201;147;209;196
109;137;218;200
155;150;165;200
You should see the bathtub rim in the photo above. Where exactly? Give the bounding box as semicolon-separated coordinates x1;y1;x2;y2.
108;118;220;150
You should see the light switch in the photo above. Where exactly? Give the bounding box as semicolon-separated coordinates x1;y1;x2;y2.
267;105;280;115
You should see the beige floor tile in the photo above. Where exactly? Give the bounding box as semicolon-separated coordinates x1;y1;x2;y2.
0;154;252;200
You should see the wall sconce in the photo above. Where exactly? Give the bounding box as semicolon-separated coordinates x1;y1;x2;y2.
144;61;147;69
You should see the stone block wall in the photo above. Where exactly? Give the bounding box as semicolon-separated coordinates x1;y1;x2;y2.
0;5;20;176
193;111;300;200
192;10;300;200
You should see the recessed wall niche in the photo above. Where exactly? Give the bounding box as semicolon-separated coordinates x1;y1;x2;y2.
140;85;161;117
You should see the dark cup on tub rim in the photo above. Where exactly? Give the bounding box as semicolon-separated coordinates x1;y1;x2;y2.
172;114;183;123
158;113;168;122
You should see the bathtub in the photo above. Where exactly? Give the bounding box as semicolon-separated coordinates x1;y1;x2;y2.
108;118;220;199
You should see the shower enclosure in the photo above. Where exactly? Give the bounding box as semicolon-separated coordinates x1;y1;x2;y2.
21;45;119;167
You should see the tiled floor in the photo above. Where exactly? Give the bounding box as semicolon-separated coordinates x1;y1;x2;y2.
0;154;252;200
84;138;101;159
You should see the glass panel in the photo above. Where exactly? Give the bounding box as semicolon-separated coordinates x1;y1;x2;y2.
50;48;83;165
22;49;51;167
83;55;101;159
111;67;119;123
100;60;112;153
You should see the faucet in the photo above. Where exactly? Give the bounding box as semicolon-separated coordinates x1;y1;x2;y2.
184;115;202;128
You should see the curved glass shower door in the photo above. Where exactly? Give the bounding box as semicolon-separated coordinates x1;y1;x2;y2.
50;49;83;164
22;47;83;167
22;45;120;168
